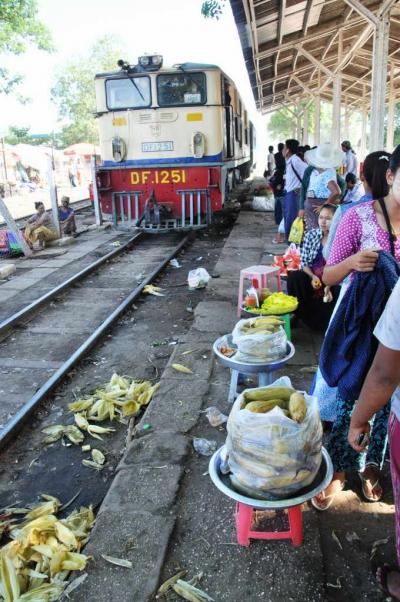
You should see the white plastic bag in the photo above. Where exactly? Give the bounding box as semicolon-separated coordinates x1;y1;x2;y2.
231;318;287;363
188;267;210;289
225;376;323;499
252;196;275;212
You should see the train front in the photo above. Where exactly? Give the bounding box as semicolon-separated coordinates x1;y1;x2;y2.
93;56;224;232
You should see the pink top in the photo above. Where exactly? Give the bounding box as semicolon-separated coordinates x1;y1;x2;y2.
327;200;400;266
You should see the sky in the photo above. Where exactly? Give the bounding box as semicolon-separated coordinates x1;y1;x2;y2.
0;0;267;143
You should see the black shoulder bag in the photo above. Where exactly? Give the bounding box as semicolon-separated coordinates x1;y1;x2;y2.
291;161;303;185
378;197;396;258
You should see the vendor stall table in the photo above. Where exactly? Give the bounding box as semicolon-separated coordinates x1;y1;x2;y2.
213;335;295;402
237;265;282;317
209;446;333;547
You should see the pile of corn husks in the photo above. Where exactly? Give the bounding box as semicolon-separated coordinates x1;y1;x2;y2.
42;374;159;469
0;495;94;601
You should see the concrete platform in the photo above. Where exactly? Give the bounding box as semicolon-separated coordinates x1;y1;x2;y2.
70;210;328;602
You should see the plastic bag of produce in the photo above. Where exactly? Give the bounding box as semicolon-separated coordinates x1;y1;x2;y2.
252;196;275;212
232;317;287;363
225;376;323;499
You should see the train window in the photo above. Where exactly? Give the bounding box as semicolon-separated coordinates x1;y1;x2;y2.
106;76;151;110
157;73;206;106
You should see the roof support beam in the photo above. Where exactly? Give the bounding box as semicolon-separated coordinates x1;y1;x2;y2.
343;0;379;26
255;15;365;60
272;0;286;105
370;12;391;150
387;62;396;151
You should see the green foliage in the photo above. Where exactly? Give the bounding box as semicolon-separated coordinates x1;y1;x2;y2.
4;125;59;146
51;35;125;147
268;108;297;141
0;0;54;95
267;101;333;144
201;0;226;19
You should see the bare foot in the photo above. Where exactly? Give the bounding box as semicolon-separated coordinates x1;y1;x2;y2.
311;473;345;510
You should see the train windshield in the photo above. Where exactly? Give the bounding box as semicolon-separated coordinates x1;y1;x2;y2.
106;76;151;109
157;73;206;107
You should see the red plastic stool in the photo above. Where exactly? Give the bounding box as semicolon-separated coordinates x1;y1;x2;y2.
235;502;303;547
237;265;282;317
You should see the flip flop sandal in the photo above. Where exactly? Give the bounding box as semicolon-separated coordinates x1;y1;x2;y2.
359;473;383;502
311;482;346;511
376;564;400;597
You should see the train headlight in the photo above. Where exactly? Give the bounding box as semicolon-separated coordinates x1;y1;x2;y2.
112;136;127;162
192;131;205;158
139;55;150;67
138;54;163;71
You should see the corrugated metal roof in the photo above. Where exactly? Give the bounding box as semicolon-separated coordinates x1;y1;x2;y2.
229;0;400;113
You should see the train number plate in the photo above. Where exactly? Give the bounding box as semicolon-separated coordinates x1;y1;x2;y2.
130;169;186;185
142;141;174;152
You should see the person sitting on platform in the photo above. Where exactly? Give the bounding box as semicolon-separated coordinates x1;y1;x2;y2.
342;173;364;204
25;202;58;249
287;203;339;331
59;196;77;237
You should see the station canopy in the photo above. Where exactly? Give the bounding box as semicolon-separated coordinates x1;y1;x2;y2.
230;0;400;114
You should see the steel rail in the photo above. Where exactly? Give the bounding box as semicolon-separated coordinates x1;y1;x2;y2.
0;231;145;336
0;233;192;449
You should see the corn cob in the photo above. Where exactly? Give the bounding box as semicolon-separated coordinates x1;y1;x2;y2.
243;387;295;403
289;392;307;423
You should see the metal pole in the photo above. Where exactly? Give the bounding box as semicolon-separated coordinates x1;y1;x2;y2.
314;95;321;145
370;13;390;151
91;156;102;226
387;61;396;152
47;156;60;237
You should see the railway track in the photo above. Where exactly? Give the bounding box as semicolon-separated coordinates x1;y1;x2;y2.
0;231;191;449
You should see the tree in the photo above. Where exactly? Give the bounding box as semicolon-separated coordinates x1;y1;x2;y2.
0;0;53;95
201;1;226;19
268;101;333;144
268;107;297;141
4;125;58;146
51;35;125;147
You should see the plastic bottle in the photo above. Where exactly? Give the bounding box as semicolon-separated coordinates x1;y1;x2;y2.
244;278;260;308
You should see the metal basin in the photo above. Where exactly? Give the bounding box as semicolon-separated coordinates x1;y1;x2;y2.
213;334;295;374
209;446;333;509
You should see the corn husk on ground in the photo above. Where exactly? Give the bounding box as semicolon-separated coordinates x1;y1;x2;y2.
0;496;95;601
41;374;159;463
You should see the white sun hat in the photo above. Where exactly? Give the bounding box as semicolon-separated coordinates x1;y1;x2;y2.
304;142;344;169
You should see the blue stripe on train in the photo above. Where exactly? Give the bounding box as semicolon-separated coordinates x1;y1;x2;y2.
102;153;223;167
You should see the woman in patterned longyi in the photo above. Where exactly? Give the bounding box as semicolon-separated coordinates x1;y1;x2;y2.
287;204;339;331
312;146;400;511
